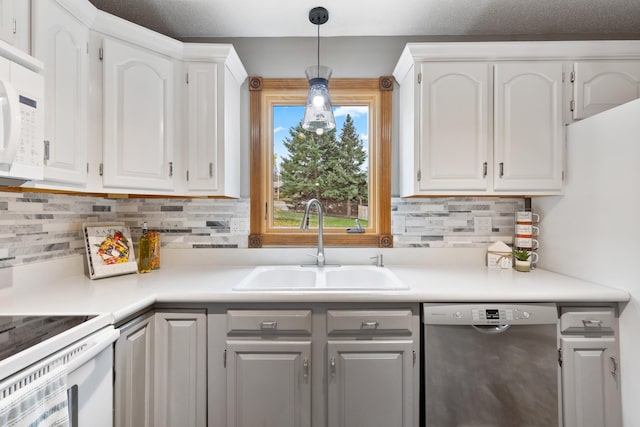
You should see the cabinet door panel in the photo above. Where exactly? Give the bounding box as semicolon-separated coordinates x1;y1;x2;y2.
103;38;174;190
115;313;155;427
226;340;311;427
0;0;13;45
561;337;622;427
573;61;640;120
327;340;414;427
494;62;564;191
419;62;490;191
33;0;88;184
186;62;219;191
0;0;28;51
155;311;207;427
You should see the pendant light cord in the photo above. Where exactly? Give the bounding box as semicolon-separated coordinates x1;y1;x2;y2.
316;23;320;78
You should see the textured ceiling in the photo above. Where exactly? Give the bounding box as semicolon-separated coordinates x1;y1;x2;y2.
88;0;640;40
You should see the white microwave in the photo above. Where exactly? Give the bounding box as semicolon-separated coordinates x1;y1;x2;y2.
0;41;44;186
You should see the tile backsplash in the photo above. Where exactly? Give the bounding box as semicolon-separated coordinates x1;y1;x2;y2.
0;191;249;269
392;197;525;247
0;191;524;268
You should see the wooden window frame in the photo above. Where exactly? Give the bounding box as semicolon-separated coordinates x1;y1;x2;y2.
248;76;394;248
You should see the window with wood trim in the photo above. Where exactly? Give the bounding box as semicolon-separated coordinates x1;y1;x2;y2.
249;77;393;248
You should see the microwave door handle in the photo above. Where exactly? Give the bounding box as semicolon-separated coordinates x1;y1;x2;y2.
0;80;21;167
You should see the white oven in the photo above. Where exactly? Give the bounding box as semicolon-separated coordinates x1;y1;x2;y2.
0;325;118;427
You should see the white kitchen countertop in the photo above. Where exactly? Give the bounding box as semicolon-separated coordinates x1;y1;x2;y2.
0;248;630;323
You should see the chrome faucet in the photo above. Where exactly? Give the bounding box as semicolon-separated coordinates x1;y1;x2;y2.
300;198;325;267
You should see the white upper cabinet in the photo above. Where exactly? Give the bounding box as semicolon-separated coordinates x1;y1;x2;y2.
0;0;30;53
416;62;490;192
102;37;175;191
185;62;218;192
394;42;640;196
572;61;640;120
32;0;90;185
184;45;246;197
493;62;564;192
396;57;563;195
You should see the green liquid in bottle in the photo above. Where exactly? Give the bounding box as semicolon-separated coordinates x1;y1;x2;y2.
138;222;152;273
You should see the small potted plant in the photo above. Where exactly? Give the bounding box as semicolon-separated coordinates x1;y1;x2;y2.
513;249;532;272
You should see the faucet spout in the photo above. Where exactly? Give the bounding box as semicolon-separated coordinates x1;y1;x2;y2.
300;198;325;267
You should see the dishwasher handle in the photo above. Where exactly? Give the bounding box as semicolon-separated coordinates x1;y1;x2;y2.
471;324;511;334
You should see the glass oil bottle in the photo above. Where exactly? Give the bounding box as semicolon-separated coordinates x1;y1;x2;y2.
137;221;152;273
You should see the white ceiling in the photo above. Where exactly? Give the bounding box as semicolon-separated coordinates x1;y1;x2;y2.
88;0;640;40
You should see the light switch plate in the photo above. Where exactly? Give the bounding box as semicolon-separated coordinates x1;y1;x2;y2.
474;217;492;233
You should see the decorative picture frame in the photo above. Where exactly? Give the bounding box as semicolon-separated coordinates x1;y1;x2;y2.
83;222;138;279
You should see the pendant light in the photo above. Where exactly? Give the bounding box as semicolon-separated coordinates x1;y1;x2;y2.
302;7;336;136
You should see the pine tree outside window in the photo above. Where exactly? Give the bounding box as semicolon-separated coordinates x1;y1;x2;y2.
249;77;393;248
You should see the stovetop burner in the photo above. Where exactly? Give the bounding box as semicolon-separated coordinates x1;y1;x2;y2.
0;315;96;361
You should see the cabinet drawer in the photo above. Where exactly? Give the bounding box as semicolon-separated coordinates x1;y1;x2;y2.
227;310;312;335
327;309;413;335
560;307;616;334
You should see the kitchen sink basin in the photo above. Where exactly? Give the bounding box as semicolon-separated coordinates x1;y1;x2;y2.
233;266;317;290
233;265;409;291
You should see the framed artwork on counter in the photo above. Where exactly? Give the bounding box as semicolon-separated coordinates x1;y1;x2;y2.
83;222;138;279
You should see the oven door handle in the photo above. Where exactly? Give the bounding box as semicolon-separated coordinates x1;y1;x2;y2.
66;327;119;373
471;324;511;334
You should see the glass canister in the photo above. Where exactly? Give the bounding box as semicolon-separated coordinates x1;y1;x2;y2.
149;230;161;270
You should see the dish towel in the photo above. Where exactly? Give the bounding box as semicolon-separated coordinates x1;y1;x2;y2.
0;365;70;427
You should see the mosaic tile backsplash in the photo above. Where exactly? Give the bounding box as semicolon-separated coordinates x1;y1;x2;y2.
0;191;524;268
392;197;526;248
0;191;249;269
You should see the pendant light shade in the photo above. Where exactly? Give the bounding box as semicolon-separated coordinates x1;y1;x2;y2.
302;7;336;135
302;65;335;135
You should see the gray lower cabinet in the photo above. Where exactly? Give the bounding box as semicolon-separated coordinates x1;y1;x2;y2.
327;340;414;427
115;309;207;427
114;311;155;427
559;306;622;427
225;340;312;427
154;310;207;427
214;305;420;427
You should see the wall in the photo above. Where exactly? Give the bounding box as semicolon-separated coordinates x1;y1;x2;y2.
534;99;640;426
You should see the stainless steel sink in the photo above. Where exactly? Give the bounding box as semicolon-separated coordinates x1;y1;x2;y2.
233;265;408;291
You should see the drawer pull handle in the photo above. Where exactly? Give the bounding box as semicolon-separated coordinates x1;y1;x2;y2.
303;358;309;378
330;357;336;376
583;319;603;327
260;320;278;330
610;356;618;376
361;321;379;330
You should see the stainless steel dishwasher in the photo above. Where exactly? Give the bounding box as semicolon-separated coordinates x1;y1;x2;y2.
423;303;559;427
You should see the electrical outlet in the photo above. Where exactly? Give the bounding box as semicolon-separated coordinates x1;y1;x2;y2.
474;217;492;233
230;218;248;235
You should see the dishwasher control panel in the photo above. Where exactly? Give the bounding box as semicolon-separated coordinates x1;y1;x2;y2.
423;303;558;325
